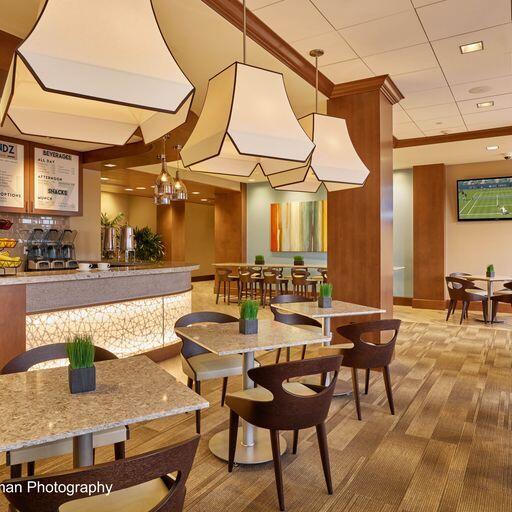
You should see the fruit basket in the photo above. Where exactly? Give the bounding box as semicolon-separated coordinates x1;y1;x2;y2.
0;238;17;250
0;258;22;275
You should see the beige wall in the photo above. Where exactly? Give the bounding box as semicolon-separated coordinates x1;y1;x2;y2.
101;192;157;231
70;169;101;261
185;202;214;277
446;160;512;276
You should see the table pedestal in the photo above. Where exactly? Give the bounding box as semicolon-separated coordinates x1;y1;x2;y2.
73;433;94;468
209;351;287;464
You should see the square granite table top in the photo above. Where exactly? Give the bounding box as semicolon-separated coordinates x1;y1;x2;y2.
273;300;385;319
466;274;512;283
0;356;208;452
175;319;331;356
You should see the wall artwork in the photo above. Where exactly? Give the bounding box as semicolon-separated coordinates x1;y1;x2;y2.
270;200;327;252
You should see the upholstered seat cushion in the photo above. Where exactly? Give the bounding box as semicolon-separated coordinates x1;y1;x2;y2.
60;477;170;512
227;382;317;402
8;426;128;466
182;353;244;381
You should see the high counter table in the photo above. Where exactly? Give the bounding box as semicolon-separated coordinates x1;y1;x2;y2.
0;262;198;369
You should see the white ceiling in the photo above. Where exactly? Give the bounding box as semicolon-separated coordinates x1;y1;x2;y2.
250;0;512;139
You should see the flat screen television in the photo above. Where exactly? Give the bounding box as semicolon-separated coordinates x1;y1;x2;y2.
457;177;512;221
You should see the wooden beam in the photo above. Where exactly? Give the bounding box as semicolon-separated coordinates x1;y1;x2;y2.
394;125;512;148
201;0;334;97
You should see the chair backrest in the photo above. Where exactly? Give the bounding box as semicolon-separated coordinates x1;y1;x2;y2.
504;281;512;291
2;435;200;512
230;356;342;430
270;294;321;328
216;268;232;281
445;276;481;300
238;267;253;284
263;269;279;284
175;312;238;359
1;343;118;375
448;272;471;290
337;319;401;369
291;269;310;285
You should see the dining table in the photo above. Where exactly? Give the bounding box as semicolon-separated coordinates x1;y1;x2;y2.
175;319;331;465
272;300;385;396
466;274;512;323
0;356;208;468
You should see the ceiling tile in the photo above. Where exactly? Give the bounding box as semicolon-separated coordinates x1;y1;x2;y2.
407;102;460;121
320;58;374;83
255;0;333;42
422;126;468;136
400;86;454;109
411;0;443;6
417;0;511;41
415;114;465;131
291;31;357;66
458;93;512;114
392;67;447;94
464;107;512;128
393;105;413;125
311;0;412;30
364;43;437;76
246;0;285;10
339;11;428;57
432;24;512;85
393;122;424;139
450;75;512;101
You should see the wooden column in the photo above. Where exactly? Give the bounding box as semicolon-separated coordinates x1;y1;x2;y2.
413;163;446;309
327;76;402;339
0;285;26;369
157;202;186;261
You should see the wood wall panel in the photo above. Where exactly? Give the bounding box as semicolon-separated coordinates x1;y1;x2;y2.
0;29;20;93
327;87;394;340
0;285;26;369
413;164;446;307
157;202;186;262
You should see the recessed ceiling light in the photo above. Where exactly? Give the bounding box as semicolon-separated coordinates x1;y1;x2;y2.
477;101;494;108
468;85;491;94
459;41;483;54
435;122;443;125
200;198;208;202
135;186;146;190
103;163;116;168
191;191;200;195
124;188;133;191
100;177;109;181
248;178;255;182
486;145;499;151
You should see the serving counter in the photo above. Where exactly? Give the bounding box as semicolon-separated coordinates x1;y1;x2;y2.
0;262;198;369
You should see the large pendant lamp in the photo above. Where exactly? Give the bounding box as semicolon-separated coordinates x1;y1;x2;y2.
154;136;174;205
267;50;370;192
180;1;314;177
0;0;194;145
170;145;188;201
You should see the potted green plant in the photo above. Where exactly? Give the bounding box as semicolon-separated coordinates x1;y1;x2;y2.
254;254;265;265
134;226;165;262
318;283;333;308
66;334;96;394
486;264;495;278
293;255;304;266
239;299;259;334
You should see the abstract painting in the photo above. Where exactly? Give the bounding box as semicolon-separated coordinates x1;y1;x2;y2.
270;200;327;252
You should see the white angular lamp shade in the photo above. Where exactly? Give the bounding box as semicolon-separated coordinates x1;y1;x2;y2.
267;113;370;192
180;62;314;177
0;0;194;145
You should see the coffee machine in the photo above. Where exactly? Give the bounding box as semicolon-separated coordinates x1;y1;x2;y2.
27;228;79;270
59;229;78;268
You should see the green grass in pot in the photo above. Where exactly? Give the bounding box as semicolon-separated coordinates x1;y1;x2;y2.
294;255;304;265
254;254;265;265
66;334;95;369
319;283;333;298
240;299;259;320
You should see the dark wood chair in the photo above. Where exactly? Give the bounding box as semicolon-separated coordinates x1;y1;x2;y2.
445;276;488;324
1;344;128;480
270;294;322;363
262;269;288;306
291;269;316;298
215;267;238;305
175;312;240;434
226;355;343;511
491;281;512;321
237;267;260;303
336;320;401;421
445;272;483;321
2;435;200;512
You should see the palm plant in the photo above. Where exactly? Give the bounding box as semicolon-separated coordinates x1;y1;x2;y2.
134;226;165;262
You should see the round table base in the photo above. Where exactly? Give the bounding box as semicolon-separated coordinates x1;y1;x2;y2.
209;427;287;464
475;318;504;324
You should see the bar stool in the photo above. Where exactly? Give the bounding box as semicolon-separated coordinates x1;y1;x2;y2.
215;267;238;305
238;267;260;303
262;269;288;306
292;269;317;298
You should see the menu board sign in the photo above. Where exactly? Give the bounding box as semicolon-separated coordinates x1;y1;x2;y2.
0;140;24;209
34;147;79;212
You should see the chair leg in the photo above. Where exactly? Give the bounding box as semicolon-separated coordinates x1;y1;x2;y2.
10;464;22;479
195;380;201;434
492;300;498;323
364;368;370;395
221;377;228;407
446;299;455;321
286;347;291;362
351;368;362;420
292;430;299;455
215;280;221;304
301;344;307;360
460;302;466;324
316;423;333;495
26;461;35;476
383;366;395;415
482;300;488;323
270;430;285;512
275;348;282;364
228;410;239;472
114;441;126;460
187;377;193;389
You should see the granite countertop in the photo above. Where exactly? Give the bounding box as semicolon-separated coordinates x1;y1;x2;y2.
272;300;385;319
175;319;330;355
0;261;199;286
0;356;208;452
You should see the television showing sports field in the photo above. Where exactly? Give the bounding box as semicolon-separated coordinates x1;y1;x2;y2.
457;177;512;221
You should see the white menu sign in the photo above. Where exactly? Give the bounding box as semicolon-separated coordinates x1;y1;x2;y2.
0;140;24;209
34;147;79;212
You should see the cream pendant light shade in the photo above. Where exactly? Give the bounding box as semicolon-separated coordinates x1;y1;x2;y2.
268;49;369;192
0;0;194;145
